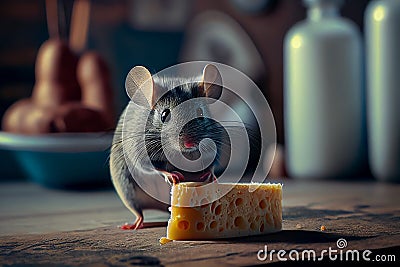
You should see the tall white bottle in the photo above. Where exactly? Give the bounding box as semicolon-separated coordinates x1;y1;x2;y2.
284;0;364;178
365;0;400;182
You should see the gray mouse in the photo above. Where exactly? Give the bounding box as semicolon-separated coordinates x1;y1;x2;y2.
110;64;224;229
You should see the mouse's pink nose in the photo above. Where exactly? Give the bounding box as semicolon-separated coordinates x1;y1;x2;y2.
183;138;196;148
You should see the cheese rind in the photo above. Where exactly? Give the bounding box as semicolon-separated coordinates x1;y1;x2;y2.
166;182;282;240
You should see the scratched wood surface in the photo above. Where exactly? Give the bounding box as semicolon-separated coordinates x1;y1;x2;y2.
0;180;399;266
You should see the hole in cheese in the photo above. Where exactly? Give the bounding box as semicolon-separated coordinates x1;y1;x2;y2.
211;202;216;212
234;216;246;229
178;220;189;230
235;198;243;206
259;200;267;209
196;222;205;231
210;220;217;229
215;205;222;215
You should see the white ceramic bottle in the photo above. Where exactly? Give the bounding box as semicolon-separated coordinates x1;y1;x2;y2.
365;0;400;182
284;0;364;178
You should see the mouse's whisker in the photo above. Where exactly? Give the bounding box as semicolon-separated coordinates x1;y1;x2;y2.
209;120;255;128
211;141;249;157
217;130;260;146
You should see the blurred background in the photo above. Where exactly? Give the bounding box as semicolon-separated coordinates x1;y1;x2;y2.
0;0;388;188
0;0;371;139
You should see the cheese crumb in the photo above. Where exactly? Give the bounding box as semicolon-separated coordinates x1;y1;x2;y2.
159;237;172;245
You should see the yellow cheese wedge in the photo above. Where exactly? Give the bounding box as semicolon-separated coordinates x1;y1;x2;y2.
166;182;282;240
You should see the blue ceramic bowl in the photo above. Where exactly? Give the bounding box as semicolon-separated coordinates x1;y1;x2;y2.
0;132;113;189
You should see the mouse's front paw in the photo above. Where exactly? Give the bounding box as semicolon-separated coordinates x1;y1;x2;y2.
161;171;184;185
199;171;217;183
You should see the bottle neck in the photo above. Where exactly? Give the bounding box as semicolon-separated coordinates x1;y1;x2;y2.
307;5;339;21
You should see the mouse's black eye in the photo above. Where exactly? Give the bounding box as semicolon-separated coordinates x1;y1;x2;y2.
161;109;171;123
196;107;204;117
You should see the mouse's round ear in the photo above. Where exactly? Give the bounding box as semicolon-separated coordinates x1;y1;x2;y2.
201;64;222;102
125;66;154;107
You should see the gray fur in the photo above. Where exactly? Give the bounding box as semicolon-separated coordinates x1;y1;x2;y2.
110;73;223;228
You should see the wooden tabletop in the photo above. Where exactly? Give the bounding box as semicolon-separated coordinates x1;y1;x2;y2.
0;180;399;266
